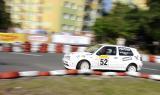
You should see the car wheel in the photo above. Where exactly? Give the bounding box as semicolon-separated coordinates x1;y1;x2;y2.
126;65;137;72
77;61;90;70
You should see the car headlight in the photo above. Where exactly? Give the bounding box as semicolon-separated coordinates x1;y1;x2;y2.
65;56;70;60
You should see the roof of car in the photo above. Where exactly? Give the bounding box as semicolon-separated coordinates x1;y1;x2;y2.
99;44;136;49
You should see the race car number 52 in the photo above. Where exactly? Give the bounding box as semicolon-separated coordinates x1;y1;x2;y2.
100;59;108;65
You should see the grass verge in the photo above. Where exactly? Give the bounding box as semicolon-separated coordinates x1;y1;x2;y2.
0;76;160;95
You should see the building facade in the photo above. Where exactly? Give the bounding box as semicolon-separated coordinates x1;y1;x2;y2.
82;0;148;32
5;0;85;33
82;0;100;32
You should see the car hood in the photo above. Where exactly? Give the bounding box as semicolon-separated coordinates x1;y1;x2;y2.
70;52;92;56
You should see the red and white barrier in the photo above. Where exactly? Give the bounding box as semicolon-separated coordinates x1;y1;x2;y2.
0;70;160;81
12;43;23;52
0;43;160;64
19;71;39;77
31;43;40;52
63;45;71;54
141;54;160;63
48;43;55;53
0;72;19;79
0;45;2;52
0;42;88;54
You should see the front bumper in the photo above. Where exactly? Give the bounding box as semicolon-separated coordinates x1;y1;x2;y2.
63;58;76;69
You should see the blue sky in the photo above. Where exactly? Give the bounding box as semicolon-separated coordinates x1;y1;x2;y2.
102;0;113;13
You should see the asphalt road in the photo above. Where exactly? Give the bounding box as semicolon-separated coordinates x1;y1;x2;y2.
0;52;160;75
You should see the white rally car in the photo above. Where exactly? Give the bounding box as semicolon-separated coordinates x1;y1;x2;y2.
63;44;143;72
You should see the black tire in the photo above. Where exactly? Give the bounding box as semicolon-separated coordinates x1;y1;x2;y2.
77;61;90;70
126;64;137;72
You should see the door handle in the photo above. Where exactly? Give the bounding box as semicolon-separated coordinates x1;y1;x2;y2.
114;57;118;59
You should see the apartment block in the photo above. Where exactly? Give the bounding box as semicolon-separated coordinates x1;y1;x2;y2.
5;0;85;33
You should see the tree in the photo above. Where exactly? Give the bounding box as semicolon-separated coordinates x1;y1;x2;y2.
0;0;13;31
93;3;138;44
147;0;160;41
93;1;160;54
128;0;160;54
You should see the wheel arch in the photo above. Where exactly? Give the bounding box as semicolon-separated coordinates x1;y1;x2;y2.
76;59;91;69
126;63;138;71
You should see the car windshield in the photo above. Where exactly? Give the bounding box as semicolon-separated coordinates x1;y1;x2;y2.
85;45;102;53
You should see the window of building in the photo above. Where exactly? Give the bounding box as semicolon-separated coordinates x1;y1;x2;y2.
77;17;82;22
84;15;91;21
70;26;75;31
75;27;81;31
62;25;70;30
84;5;92;11
78;5;84;11
62;25;68;30
64;1;71;8
82;25;90;31
63;13;70;19
71;15;76;20
64;1;68;7
71;3;77;9
68;25;72;31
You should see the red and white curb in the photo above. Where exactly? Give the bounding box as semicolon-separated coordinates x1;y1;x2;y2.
0;70;160;81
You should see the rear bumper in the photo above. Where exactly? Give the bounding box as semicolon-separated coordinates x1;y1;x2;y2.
137;62;143;71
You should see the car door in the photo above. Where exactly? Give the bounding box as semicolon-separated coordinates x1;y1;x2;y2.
117;47;134;70
94;46;119;70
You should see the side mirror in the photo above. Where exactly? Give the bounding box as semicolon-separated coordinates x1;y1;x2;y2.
96;51;102;55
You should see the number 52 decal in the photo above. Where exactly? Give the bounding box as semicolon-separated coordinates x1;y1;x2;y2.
100;59;108;65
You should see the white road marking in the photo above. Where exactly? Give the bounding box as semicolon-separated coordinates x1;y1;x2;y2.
143;67;160;71
11;52;43;56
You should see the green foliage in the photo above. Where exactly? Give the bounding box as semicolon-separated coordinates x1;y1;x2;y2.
147;0;160;41
0;0;13;30
93;3;138;43
93;1;160;54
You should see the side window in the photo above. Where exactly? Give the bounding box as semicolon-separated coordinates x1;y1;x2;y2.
96;46;116;55
118;47;133;56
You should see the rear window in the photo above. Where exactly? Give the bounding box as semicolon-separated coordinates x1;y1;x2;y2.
118;47;133;56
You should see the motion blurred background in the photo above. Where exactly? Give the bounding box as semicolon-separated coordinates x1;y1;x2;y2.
0;0;160;54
